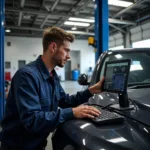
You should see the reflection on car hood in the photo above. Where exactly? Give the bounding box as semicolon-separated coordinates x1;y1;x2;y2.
61;118;150;150
88;88;150;126
60;88;150;150
128;88;150;105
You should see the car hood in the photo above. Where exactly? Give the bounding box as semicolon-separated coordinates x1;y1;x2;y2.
88;88;150;127
60;88;150;150
61;118;150;150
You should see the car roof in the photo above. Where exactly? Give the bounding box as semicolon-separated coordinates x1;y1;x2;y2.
107;48;150;54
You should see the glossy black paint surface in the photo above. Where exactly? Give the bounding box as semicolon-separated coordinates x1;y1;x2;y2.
53;49;150;150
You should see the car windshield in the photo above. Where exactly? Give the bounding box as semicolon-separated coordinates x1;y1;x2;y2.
99;51;150;87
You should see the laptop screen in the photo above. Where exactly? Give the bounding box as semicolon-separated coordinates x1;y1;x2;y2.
103;59;131;93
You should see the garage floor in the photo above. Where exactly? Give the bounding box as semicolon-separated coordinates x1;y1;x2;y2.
0;81;83;150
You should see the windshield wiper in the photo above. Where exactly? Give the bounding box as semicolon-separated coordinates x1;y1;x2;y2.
128;84;150;89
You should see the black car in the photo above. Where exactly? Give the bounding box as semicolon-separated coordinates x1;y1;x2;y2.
52;48;150;150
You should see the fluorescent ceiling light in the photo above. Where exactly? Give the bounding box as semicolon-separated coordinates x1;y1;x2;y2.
71;26;77;30
69;17;94;23
23;15;31;19
109;0;133;7
5;29;11;33
64;21;90;27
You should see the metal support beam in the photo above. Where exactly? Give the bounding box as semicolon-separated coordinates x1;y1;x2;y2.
109;18;135;25
87;17;135;30
6;26;94;35
40;0;61;28
55;0;83;27
0;0;5;120
55;17;64;27
18;12;23;26
95;0;109;62
75;0;91;15
123;31;132;48
18;0;25;26
87;24;94;30
113;0;149;18
110;24;126;33
50;0;61;12
32;0;46;26
6;8;93;19
6;8;136;25
40;15;49;28
67;0;83;13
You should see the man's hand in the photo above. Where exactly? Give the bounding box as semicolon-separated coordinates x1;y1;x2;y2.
72;105;101;119
88;76;104;95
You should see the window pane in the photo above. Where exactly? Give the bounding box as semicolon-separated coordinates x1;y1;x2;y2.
99;52;150;86
132;39;150;48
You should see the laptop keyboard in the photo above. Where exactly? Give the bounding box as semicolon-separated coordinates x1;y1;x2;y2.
91;105;124;125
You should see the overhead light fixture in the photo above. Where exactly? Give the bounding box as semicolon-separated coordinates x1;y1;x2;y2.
71;26;77;30
69;17;94;23
23;15;31;19
64;21;90;27
109;0;133;7
5;29;11;33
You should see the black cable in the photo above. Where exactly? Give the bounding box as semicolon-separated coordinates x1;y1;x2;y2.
85;97;138;113
128;97;138;114
101;103;115;109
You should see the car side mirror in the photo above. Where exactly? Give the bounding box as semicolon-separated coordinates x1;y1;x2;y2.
78;74;89;85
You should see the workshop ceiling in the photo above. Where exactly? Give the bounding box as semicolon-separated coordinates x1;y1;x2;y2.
5;0;150;39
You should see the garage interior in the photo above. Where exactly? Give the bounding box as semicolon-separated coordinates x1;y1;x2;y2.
1;0;150;150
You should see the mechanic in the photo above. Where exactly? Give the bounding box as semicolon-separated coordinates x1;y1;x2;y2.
0;27;104;150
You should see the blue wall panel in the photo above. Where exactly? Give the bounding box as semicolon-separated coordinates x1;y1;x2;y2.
0;0;5;120
95;0;109;62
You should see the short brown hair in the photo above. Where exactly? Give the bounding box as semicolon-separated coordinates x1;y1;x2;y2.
42;26;75;52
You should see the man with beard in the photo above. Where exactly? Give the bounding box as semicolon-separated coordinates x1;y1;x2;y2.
0;27;104;150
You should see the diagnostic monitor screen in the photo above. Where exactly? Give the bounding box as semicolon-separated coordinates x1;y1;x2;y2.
103;59;131;93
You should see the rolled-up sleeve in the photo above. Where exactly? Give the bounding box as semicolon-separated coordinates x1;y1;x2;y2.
14;71;74;135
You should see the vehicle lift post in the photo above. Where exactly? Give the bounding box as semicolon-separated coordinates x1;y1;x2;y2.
94;0;109;62
0;0;5;121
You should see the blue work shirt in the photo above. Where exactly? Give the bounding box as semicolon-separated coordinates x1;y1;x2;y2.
1;56;92;149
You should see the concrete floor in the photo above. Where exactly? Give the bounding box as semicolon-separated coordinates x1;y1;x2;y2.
0;81;83;150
